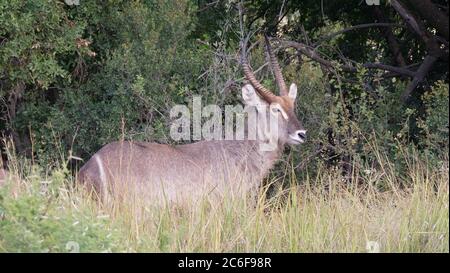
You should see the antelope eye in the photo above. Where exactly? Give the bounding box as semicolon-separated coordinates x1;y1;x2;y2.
272;107;281;113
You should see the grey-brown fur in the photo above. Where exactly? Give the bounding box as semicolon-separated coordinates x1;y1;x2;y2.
78;138;283;203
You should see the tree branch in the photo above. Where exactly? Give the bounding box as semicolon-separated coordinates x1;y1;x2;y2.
373;7;407;67
391;0;444;100
279;40;416;77
408;0;449;41
400;55;438;102
391;0;442;56
314;23;403;45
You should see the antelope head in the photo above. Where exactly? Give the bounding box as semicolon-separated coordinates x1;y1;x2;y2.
241;35;306;146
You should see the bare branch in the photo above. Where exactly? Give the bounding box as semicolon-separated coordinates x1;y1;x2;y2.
280;40;416;77
314;23;403;45
408;0;449;41
400;55;438;101
391;0;442;56
391;0;445;100
196;0;220;13
391;0;423;38
373;7;407;67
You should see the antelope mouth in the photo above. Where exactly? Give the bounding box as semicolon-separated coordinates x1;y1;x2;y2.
288;135;305;144
288;131;307;144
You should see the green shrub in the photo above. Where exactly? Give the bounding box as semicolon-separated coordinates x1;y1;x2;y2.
418;81;449;151
0;168;127;252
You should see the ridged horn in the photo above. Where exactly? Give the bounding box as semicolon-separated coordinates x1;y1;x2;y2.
241;36;279;103
264;34;288;96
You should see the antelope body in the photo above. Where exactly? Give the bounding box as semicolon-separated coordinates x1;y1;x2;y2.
78;36;307;204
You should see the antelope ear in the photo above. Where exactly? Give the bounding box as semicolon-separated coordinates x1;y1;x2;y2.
288;83;297;100
242;84;267;107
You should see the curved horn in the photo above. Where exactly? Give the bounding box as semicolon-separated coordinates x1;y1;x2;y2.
264;34;288;96
241;36;279;103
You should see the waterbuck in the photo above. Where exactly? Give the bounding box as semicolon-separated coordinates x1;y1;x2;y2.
77;36;307;204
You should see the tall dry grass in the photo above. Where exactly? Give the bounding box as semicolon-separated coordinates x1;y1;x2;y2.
0;141;448;252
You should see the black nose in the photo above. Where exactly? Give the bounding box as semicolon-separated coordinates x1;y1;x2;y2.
298;131;307;141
